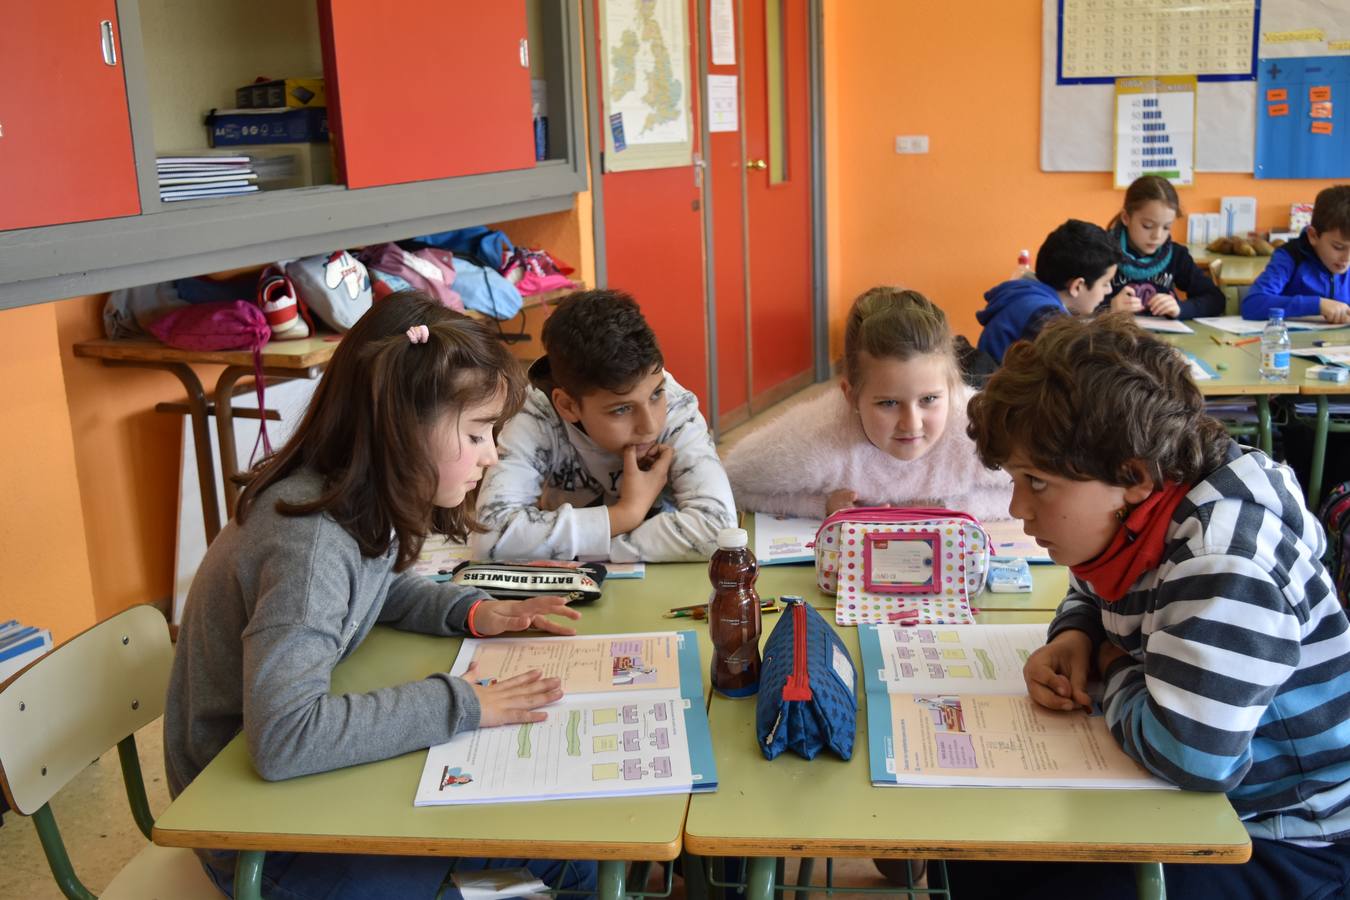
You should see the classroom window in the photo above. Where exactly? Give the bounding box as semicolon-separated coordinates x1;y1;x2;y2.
766;0;789;185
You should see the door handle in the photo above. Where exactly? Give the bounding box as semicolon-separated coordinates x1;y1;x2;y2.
746;159;767;170
101;20;118;66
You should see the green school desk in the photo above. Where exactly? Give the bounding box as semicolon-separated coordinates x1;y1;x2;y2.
1187;244;1272;288
1287;326;1350;509
73;336;337;544
1162;322;1301;456
684;601;1252;900
151;567;716;900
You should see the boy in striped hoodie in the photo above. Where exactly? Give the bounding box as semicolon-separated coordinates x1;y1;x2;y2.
947;314;1350;898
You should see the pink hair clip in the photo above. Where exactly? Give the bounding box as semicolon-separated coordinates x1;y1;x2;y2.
405;324;430;344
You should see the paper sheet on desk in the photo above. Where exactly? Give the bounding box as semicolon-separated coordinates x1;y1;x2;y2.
753;512;820;564
1196;315;1344;335
1134;316;1194;334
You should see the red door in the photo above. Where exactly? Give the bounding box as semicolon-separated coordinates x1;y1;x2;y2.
706;5;749;424
0;2;140;231
595;0;710;406
742;0;814;405
319;1;535;189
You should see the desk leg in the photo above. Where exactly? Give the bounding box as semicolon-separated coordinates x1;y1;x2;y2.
744;857;776;900
106;360;222;543
1133;861;1166;900
681;851;711;900
1257;396;1272;457
213;366;253;521
1311;396;1330;511
597;860;626;900
234;850;265;900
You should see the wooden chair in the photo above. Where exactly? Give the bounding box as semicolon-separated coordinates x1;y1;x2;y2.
0;605;217;899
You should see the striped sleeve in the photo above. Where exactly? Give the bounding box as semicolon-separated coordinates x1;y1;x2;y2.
1101;549;1302;791
1046;575;1108;648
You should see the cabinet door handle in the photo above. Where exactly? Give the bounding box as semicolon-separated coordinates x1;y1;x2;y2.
519;38;529;68
101;20;118;66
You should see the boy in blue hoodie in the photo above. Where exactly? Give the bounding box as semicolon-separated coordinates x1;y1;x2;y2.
977;219;1121;363
1242;184;1350;323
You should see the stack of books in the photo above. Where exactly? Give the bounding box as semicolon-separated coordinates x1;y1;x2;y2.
0;619;52;682
157;155;260;203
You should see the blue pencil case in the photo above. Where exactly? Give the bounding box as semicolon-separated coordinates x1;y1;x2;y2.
755;596;857;761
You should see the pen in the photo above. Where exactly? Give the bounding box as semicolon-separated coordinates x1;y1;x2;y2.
665;600;782;618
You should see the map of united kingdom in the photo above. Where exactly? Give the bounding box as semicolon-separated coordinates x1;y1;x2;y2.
608;0;685;138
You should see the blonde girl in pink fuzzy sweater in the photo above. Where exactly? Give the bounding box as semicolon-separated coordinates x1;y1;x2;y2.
723;287;1012;522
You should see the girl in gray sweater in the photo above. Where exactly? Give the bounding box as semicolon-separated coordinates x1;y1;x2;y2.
164;292;592;898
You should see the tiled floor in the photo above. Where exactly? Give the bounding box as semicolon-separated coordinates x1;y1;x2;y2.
1;378;931;899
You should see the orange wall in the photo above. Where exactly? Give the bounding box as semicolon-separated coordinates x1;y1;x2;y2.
54;295;201;625
822;1;1344;355
0;304;96;643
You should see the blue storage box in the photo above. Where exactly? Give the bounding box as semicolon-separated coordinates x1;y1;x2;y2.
207;107;329;147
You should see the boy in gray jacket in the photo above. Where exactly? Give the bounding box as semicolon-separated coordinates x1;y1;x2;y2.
473;290;736;563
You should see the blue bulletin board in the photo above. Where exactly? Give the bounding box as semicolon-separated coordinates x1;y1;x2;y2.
1256;55;1350;179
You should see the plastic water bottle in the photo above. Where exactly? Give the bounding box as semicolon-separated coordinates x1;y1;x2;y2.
1260;308;1291;381
708;527;761;697
1011;249;1033;280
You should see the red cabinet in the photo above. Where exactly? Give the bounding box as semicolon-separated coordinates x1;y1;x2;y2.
0;1;140;231
319;0;536;189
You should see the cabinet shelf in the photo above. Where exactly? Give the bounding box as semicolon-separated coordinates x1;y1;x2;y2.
0;0;585;312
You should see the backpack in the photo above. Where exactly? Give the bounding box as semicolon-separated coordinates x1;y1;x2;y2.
1317;480;1350;608
147;300;274;462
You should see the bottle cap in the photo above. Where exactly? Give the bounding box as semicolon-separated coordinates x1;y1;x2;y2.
1270;307;1285;320
716;527;749;550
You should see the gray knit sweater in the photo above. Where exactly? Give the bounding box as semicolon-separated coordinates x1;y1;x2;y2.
163;468;487;798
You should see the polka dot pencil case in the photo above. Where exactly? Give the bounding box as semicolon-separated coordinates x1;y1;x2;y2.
813;507;989;626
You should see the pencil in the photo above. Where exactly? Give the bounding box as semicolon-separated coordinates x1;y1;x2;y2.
1232;336;1260;347
1209;334;1224;347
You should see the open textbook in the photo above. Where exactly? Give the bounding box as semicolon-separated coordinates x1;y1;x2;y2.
753;512;820;564
858;623;1173;790
415;632;717;806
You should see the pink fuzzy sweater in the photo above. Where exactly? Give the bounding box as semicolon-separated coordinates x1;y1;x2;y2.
723;385;1013;521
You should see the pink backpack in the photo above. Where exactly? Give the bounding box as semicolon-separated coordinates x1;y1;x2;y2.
148;301;274;460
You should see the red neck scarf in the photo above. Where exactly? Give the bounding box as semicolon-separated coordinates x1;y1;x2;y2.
1070;481;1191;602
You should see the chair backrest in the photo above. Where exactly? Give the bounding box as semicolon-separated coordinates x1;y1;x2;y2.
0;605;171;814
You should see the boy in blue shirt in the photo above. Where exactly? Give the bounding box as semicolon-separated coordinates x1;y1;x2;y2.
1243;184;1350;323
977;219;1121;363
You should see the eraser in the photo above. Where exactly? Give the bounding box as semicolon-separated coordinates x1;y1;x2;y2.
1306;365;1349;383
987;557;1033;593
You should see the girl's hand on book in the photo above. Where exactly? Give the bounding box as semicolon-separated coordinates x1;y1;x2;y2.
1146;293;1180;318
1109;286;1142;314
1023;630;1093;712
474;596;582;637
467;666;563;727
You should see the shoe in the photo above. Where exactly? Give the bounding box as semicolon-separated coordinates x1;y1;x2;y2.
257;267;310;340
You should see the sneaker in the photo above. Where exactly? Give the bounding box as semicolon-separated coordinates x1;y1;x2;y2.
257;267;309;340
